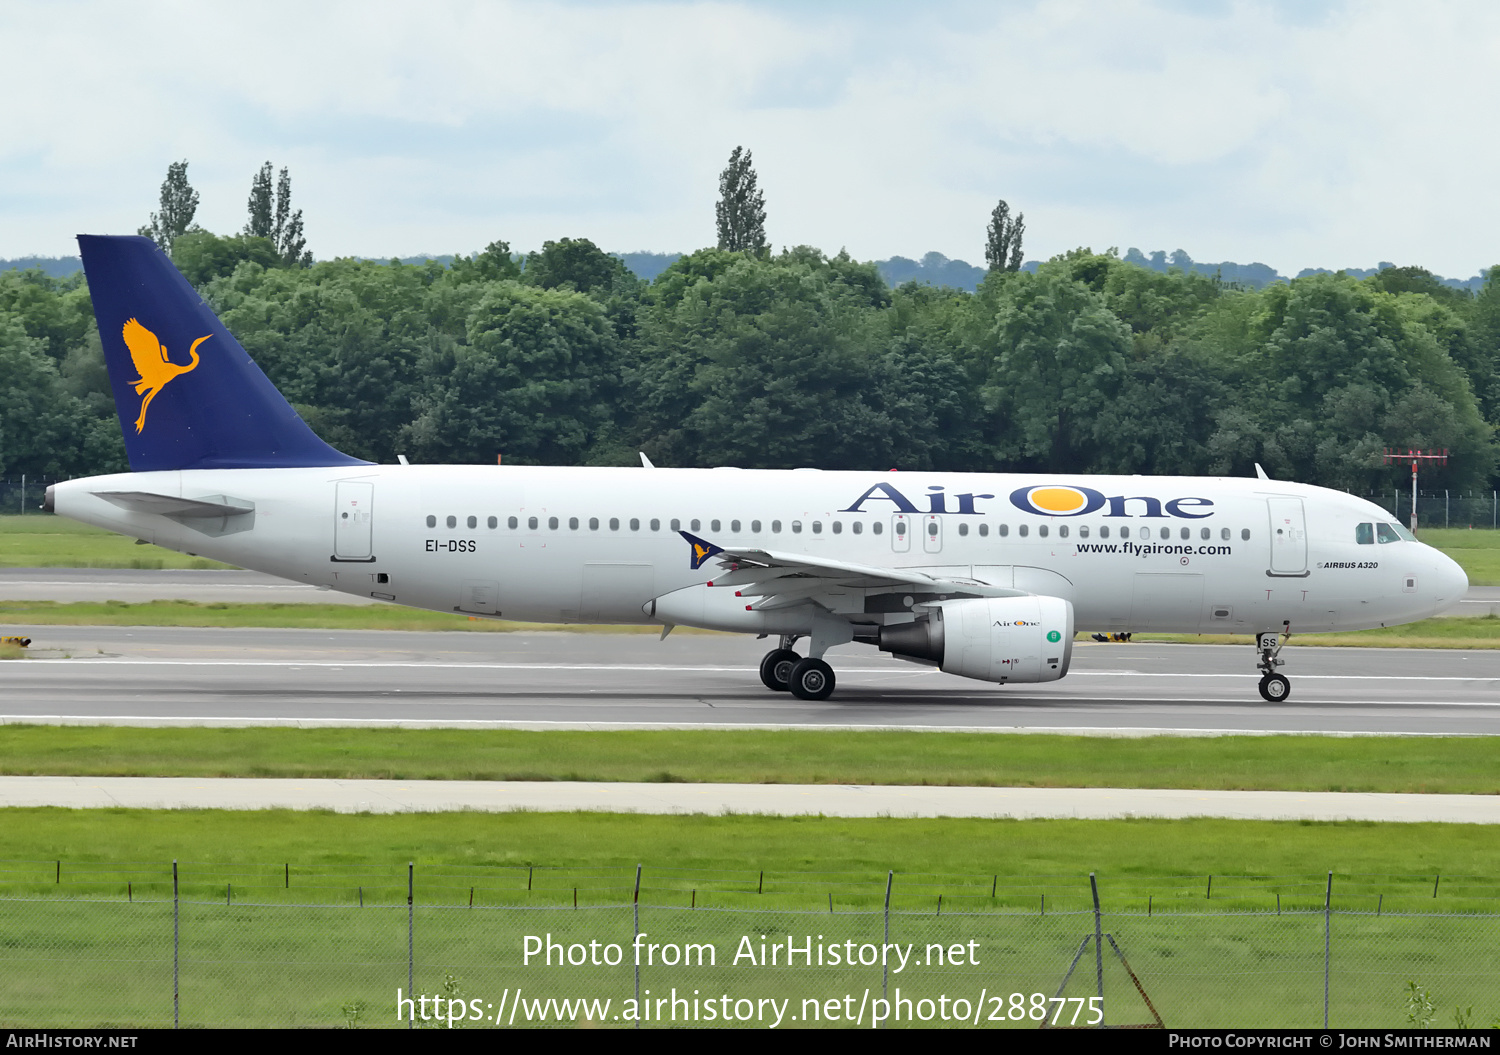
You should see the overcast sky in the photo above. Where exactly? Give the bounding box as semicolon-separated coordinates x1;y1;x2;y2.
3;0;1497;277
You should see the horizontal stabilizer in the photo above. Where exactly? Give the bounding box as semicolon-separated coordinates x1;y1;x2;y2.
95;491;254;518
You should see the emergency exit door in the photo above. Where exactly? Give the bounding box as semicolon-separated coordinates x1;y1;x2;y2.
1267;497;1308;576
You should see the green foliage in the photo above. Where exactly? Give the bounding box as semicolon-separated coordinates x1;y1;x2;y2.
1406;980;1436;1027
715;145;767;254
3;223;1498;487
171;231;281;287
984;199;1025;272
137;160;199;253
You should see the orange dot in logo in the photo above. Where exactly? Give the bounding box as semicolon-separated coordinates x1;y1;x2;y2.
1029;487;1087;514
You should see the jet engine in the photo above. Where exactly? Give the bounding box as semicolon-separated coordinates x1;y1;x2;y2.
877;595;1074;684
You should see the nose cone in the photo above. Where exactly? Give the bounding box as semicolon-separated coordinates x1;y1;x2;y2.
1429;550;1469;616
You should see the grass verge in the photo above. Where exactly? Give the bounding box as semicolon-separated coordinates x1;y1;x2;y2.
2;598;1497;646
0;514;232;569
0;727;1495;793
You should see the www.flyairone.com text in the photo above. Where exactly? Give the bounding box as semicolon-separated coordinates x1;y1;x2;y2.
394;932;1111;1027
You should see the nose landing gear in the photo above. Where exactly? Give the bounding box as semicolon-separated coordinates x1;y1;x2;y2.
1256;625;1291;702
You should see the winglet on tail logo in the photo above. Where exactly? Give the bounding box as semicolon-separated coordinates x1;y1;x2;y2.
121;318;210;433
680;531;723;570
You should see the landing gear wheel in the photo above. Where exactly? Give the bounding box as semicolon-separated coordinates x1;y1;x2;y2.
759;648;800;692
1258;673;1290;702
787;657;836;701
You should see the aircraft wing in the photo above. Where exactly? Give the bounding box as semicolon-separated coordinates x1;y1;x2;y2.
683;533;1024;612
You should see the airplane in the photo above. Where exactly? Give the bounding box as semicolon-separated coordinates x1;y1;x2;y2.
44;235;1469;704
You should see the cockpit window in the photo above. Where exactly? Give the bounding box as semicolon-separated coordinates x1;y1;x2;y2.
1392;522;1417;542
1376;523;1402;544
1355;523;1374;545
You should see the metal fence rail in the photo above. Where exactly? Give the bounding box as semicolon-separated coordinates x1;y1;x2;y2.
0;863;1496;1029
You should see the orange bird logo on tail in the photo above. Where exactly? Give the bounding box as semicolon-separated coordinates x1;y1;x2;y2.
121;318;210;433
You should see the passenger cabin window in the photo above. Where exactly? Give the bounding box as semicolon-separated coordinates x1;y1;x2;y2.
711;520;720;532
1018;524;1028;538
895;521;906;537
609;518;620;531
670;519;681;531
488;516;497;529
651;519;660;531
629;518;640;531
1241;528;1251;540
1220;528;1229;541
851;522;861;535
792;521;803;534
690;519;701;532
1160;527;1170;540
872;522;883;535
569;517;579;530
1100;526;1109;539
446;515;457;528
1059;525;1068;538
1200;527;1210;540
508;516;519;529
998;524;1008;537
528;516;538;530
548;517;558;530
426;515;436;528
1037;524;1047;538
731;520;741;532
1078;526;1088;539
589;517;599;530
1356;523;1374;545
812;521;822;534
831;521;842;534
958;523;969;537
1376;523;1401;544
979;523;989;537
751;520;762;532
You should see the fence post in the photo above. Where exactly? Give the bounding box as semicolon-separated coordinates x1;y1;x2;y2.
172;860;179;1030
633;864;642;1028
1324;871;1332;1029
1091;872;1104;1023
407;862;414;1030
1445;490;1449;529
883;871;893;1011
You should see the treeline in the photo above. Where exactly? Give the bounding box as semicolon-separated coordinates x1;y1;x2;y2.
1;230;1498;491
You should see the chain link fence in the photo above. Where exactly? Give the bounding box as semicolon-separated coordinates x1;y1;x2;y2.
0;478;55;517
1359;491;1500;529
0;862;1496;1029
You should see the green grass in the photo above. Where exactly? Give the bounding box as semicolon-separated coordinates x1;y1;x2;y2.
1418;527;1500;586
0;727;1494;794
0;598;679;633
0;514;231;569
1141;615;1500;649
4;812;1497;1028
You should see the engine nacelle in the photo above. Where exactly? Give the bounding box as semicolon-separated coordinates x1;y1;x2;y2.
878;595;1074;684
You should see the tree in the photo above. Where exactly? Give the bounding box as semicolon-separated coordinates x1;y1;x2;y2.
138;161;200;254
523;238;632;295
273;167;310;267
715;146;767;254
985;199;1025;272
245;162;274;239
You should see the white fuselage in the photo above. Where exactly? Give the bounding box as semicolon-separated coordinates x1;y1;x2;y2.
52;465;1467;639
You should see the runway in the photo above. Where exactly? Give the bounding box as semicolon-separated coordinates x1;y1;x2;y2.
1;624;1496;735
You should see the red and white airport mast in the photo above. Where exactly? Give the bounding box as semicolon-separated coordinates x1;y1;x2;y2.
1383;448;1448;532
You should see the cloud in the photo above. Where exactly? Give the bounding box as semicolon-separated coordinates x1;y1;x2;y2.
1;0;1496;277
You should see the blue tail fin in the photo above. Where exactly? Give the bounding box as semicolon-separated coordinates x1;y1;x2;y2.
78;234;369;471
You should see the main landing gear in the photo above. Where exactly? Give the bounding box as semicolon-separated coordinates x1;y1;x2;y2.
758;636;836;701
1256;626;1291;702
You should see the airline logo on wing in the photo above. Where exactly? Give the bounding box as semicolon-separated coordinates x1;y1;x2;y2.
680;531;723;570
121;318;211;433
